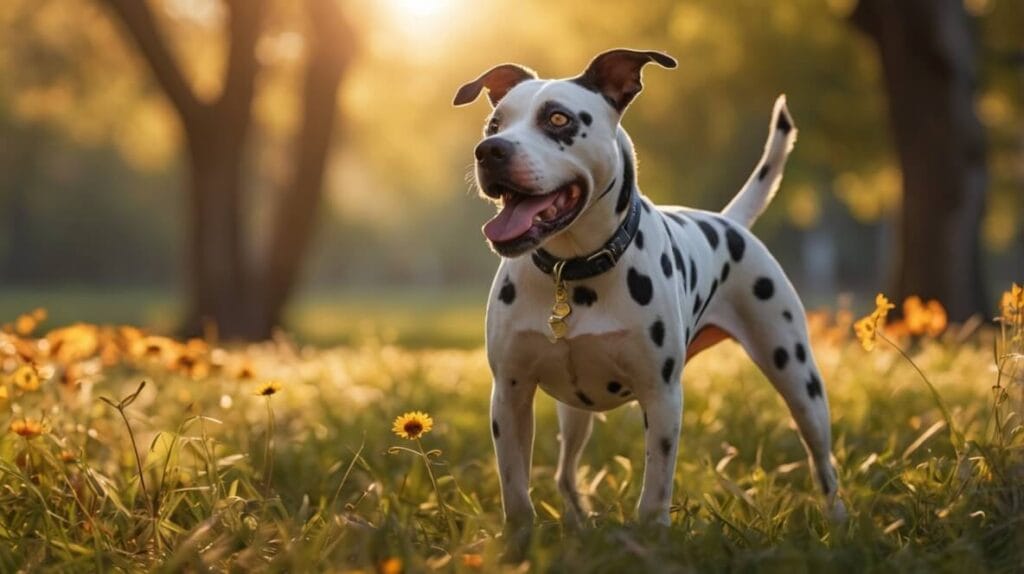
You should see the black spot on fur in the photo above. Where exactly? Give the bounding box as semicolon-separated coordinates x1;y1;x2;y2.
616;145;635;213
510;379;518;386
777;112;793;134
685;327;691;344
667;212;689;227
580;111;593;126
660;252;673;278
721;262;731;282
660;437;672;458
806;373;823;399
725;228;746;262
758;164;770;181
753;277;775;300
573;286;598;306
581;133;587;138
783;310;794;322
662;358;675;383
627;268;653;305
774;347;789;370
692;294;703;315
643;411;649;429
576;390;594;406
619;389;632;397
641;201;651;213
673;246;685;273
607;381;622;394
492;420;500;438
697;220;720;249
498;278;515;304
795;343;807;363
650;320;665;347
636;230;645;250
689;259;698;292
696;279;718;322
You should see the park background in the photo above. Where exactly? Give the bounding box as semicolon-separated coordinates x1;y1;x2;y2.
1;0;1020;344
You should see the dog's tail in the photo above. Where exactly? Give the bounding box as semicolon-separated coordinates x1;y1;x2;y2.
721;95;797;229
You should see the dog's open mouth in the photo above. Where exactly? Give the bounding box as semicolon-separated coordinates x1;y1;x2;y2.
482;180;586;255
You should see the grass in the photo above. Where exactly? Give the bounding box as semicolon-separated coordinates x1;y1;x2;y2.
0;292;1022;573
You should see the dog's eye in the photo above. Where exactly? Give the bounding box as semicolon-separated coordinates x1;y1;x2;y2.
486;117;500;135
549;112;570;128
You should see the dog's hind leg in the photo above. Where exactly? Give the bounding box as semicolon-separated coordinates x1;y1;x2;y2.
555;401;594;526
709;274;846;521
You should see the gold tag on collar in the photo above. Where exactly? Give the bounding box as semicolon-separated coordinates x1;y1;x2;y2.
547;261;572;341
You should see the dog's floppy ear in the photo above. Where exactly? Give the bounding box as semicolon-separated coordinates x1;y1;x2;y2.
574;49;677;113
453;64;538;107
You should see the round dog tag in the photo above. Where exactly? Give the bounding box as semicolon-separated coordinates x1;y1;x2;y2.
552;302;571;318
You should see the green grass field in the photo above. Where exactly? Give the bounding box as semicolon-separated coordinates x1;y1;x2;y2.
0;291;1022;572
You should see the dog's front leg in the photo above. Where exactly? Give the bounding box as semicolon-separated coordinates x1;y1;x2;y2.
490;378;537;530
636;382;682;525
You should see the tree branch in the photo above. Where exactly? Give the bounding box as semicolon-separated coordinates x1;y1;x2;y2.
217;0;267;122
100;0;202;124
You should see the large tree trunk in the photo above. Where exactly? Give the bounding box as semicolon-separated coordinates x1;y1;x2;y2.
260;0;353;333
102;0;350;341
852;0;989;321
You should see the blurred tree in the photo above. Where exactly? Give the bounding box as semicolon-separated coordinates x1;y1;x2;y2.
101;0;354;339
851;0;989;320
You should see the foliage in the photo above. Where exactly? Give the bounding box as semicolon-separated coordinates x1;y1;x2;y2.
0;287;1021;571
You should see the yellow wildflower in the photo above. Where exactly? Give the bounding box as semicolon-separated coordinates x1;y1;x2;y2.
392;411;433;440
12;364;41;391
854;293;895;351
9;418;45;439
1001;283;1023;324
254;380;282;397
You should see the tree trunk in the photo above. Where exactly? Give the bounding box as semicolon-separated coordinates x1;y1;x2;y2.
101;0;349;340
259;0;353;333
851;0;989;321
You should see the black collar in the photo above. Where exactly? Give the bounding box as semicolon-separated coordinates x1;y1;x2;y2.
531;191;642;281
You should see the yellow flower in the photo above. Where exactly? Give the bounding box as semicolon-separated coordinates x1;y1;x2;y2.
854;293;895;351
12;364;41;391
392;411;433;440
9;418;45;439
0;386;7;402
1001;283;1023;324
59;449;77;463
254;380;282;397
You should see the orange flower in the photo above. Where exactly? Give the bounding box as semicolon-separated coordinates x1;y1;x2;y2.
378;557;402;574
461;553;484;568
903;296;947;337
9;418;45;439
853;293;895;351
1001;283;1023;324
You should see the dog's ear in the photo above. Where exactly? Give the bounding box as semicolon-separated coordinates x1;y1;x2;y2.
574;49;677;113
453;64;538;107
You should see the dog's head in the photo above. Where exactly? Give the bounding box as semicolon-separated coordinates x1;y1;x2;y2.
454;49;676;257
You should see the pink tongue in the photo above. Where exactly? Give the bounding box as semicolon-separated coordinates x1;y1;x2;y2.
482;192;560;242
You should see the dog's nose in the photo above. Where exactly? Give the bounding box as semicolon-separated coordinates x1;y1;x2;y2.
475;137;514;168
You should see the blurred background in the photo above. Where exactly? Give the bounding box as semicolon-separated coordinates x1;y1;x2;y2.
0;0;1020;346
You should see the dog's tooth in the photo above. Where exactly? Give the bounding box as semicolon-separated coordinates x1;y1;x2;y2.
542;206;558;220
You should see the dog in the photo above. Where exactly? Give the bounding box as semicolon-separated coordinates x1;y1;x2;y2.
453;48;846;531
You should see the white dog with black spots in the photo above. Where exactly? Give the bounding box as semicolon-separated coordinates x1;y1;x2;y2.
453;48;847;536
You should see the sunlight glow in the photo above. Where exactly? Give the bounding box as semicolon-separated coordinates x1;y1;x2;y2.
377;0;459;44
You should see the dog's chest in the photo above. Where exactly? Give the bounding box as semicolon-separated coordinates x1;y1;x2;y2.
486;254;682;410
